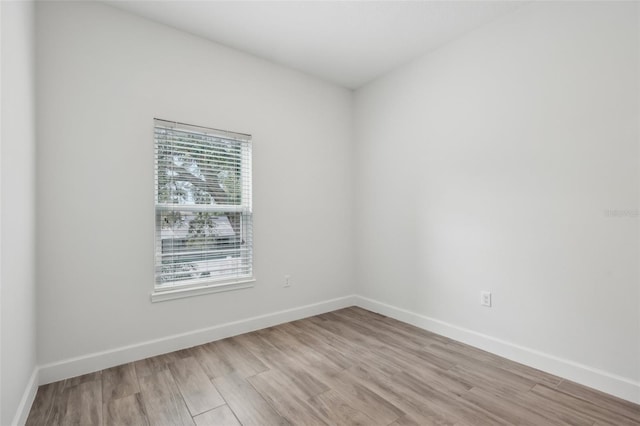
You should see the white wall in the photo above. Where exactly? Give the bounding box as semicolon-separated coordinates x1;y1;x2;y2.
36;2;354;370
32;0;640;406
355;0;639;396
1;1;38;424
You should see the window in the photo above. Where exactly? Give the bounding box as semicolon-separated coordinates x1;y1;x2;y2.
153;119;253;301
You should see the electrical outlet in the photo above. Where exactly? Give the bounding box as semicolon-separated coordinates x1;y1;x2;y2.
284;275;291;288
480;291;492;307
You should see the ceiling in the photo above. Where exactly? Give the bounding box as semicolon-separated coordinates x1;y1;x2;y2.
108;1;525;89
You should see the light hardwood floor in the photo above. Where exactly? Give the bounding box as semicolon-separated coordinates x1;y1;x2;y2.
26;307;640;425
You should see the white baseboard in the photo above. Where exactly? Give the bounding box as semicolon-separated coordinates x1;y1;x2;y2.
354;295;640;405
32;293;640;408
12;367;39;426
39;295;356;385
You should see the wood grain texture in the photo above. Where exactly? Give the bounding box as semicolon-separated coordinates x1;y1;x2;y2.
169;356;225;416
507;387;598;426
134;352;181;378
247;369;329;425
394;370;510;425
55;379;103;425
327;368;404;425
460;386;565;426
65;371;102;389
193;337;267;380
42;384;71;426
193;405;241;426
557;379;640;422
102;363;139;403
213;372;289;425
307;389;379;426
278;322;357;370
25;380;66;426
138;369;195;426
344;364;458;425
388;413;433;426
234;331;331;398
25;307;640;426
531;384;640;426
103;393;149;426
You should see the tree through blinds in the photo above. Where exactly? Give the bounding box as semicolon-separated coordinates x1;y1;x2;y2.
154;119;253;288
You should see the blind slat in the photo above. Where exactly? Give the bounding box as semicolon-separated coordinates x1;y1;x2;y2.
154;118;253;287
155;204;250;213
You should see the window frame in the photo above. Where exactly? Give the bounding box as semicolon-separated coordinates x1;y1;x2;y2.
151;119;254;302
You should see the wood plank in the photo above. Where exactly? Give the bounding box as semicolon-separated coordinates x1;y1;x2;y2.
331;309;435;351
213;372;289;426
232;331;282;368
138;369;195;426
289;316;364;350
461;386;566;426
342;308;561;386
307;389;380;426
531;384;639;426
42;384;71;426
200;337;268;379
234;332;330;398
24;307;638;426
193;405;241;426
169;356;225;416
373;344;456;373
51;379;102;425
320;314;429;359
447;362;537;394
134;351;180;378
327;367;405;425
248;369;329;425
307;314;374;347
356;349;405;378
431;342;562;388
342;307;451;345
468;384;595;426
392;371;510;425
388;413;440;426
221;335;270;373
288;318;374;370
102;363;139;403
25;381;66;426
556;380;640;422
405;362;473;398
103;393;149;426
257;327;344;383
190;343;234;379
344;363;459;425
65;371;102;389
511;387;598;426
278;322;358;370
191;337;268;380
319;313;454;374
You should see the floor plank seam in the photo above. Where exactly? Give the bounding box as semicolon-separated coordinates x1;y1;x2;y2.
25;307;640;426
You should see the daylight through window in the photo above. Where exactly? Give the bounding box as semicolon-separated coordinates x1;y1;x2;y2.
154;119;253;290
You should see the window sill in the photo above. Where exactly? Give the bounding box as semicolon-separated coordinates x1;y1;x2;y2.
150;279;255;303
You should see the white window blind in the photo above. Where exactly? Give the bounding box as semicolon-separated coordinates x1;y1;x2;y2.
154;119;253;291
